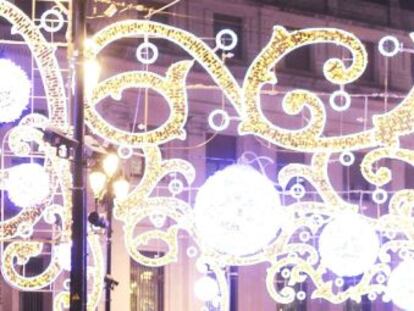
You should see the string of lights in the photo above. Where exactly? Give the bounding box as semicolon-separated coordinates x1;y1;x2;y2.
1;0;414;310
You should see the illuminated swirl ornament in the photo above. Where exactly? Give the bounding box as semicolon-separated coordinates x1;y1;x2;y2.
0;59;31;123
240;26;372;152
387;260;414;310
319;213;380;277
85;61;193;146
194;164;283;257
6;163;50;209
4;1;414;309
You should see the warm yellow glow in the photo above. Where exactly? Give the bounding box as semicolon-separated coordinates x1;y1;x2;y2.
3;3;414;310
102;153;120;178
84;59;101;95
89;170;107;198
113;178;129;201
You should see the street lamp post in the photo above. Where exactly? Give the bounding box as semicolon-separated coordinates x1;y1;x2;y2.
89;152;129;311
70;0;87;310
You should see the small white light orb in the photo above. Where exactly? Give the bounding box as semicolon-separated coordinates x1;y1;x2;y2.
334;277;344;287
136;42;159;64
40;9;65;33
194;276;219;302
186;246;198;258
0;59;31;123
7;163;50;209
194;164;283;256
168;178;184;195
208;109;230;132
339;151;355;166
372;188;388;204
117;145;133;159
55;243;72;271
290;183;305;199
215;29;238;51
149;212;167;229
297;291;306;301
329;90;351;112
378;35;400;57
387;260;414;311
319;213;380;277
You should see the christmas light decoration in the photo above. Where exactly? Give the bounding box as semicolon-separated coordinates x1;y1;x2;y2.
387;260;414;311
6;163;50;209
194;276;220;302
2;1;414;310
319;213;380;277
0;59;31;123
194;164;283;257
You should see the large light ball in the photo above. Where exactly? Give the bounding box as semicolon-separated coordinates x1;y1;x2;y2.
0;59;31;123
319;213;380;277
194;276;219;302
387;260;414;311
194;164;283;256
7;163;50;208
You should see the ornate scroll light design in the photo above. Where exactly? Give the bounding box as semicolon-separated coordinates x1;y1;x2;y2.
0;2;106;310
0;59;31;123
84;60;193;146
240;26;376;152
3;1;414;309
82;18;414;310
53;231;105;311
259;149;414;305
114;146;196;265
0;0;67;128
85;20;242;114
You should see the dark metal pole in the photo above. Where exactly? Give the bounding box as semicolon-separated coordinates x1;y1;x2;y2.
70;0;88;310
105;195;113;311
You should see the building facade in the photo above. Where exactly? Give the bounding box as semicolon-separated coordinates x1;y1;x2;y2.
1;0;414;310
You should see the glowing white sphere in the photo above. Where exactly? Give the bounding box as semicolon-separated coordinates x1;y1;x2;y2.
319;213;380;277
194;276;219;302
194;164;282;256
0;59;31;123
388;260;414;311
7;163;50;208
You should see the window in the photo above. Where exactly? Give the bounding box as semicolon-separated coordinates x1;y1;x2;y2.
343;153;373;202
13;0;31;15
213;14;244;61
205;134;237;178
284;45;312;72
282;27;312;73
19;257;51;311
365;0;389;5
400;0;414;10
130;252;164;311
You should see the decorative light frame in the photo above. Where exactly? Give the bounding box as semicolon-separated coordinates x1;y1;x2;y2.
1;1;414;310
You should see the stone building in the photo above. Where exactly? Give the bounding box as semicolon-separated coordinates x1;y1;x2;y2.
1;0;414;310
